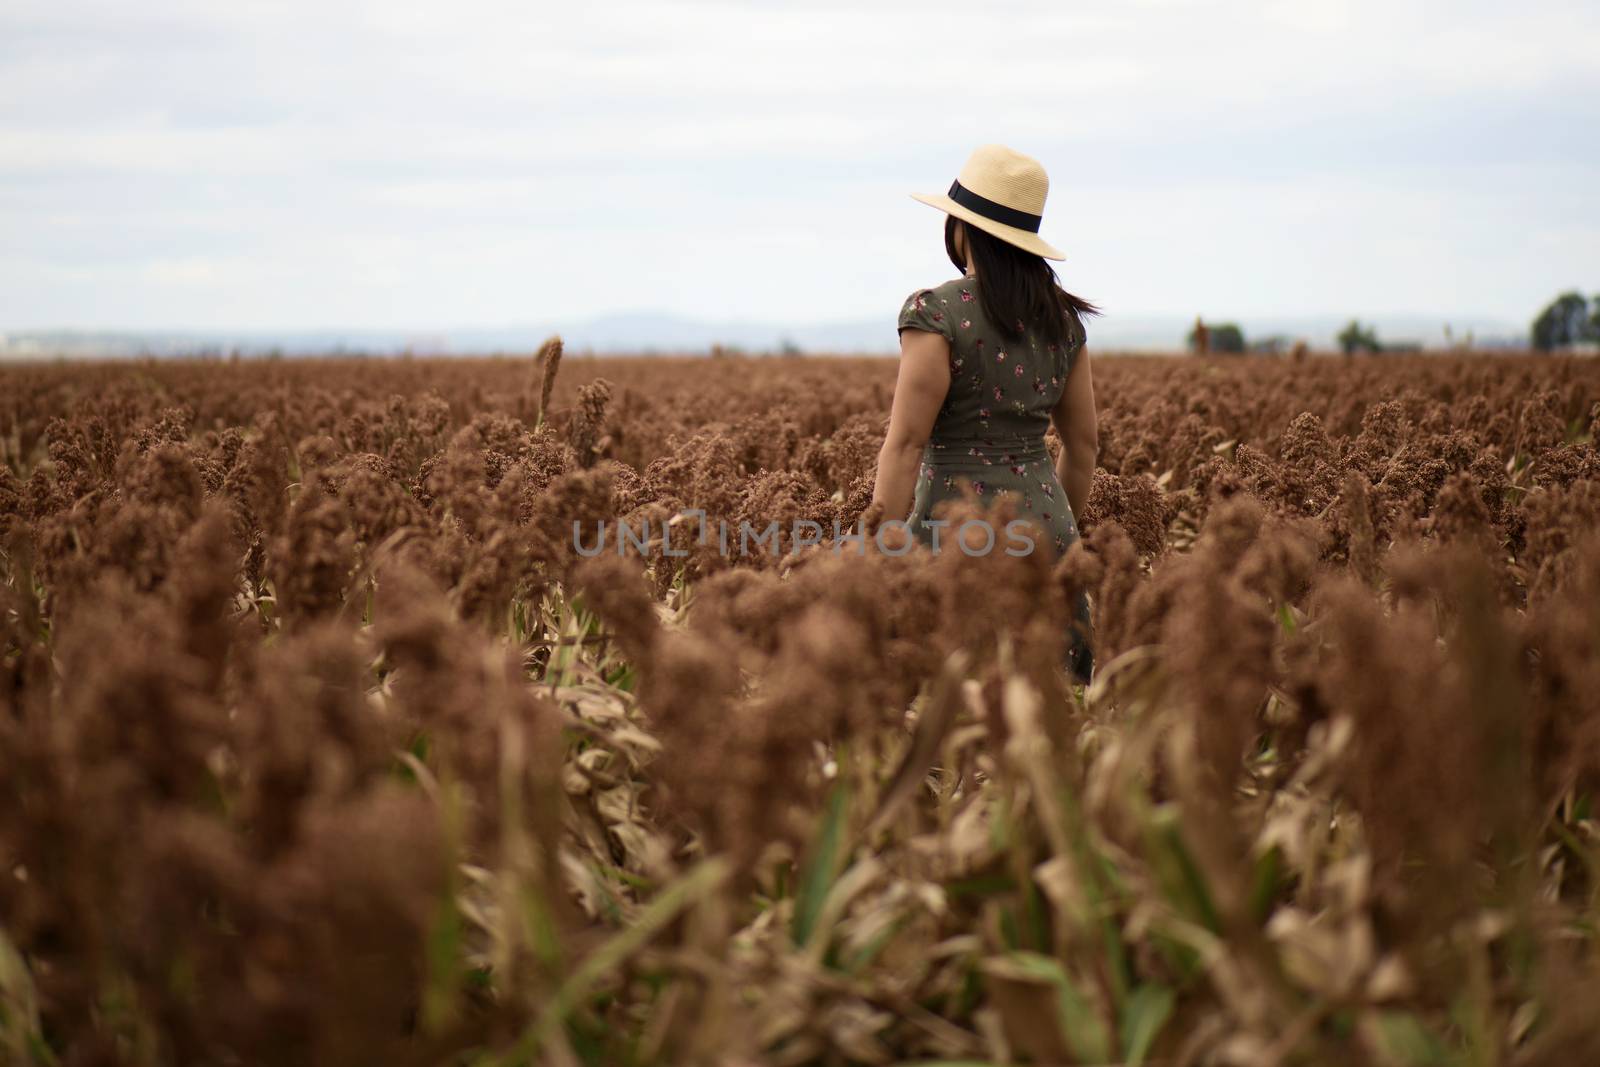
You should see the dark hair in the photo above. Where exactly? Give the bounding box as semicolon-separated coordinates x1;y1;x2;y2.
945;215;1099;349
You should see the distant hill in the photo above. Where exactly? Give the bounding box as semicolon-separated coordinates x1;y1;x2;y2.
0;311;1527;360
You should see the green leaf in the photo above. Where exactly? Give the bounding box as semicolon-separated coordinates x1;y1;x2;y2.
1147;806;1221;932
0;928;56;1065
944;873;1017;899
1001;952;1112;1063
487;857;730;1066
843;914;911;973
1249;846;1285;924
604;663;637;692
998;906;1021;951
792;780;850;948
1120;983;1175;1066
421;886;463;1033
1370;1010;1450;1065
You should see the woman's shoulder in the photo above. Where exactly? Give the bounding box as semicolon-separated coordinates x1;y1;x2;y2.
899;276;974;320
902;275;967;304
928;275;976;302
899;277;971;340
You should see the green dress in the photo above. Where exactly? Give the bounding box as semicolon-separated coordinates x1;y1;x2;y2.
896;273;1095;682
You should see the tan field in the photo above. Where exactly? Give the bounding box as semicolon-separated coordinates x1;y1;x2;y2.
2;350;1599;1065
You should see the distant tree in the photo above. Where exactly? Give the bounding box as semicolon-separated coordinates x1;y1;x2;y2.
1214;324;1246;353
1337;319;1381;355
778;336;803;357
1531;291;1595;351
1188;321;1244;354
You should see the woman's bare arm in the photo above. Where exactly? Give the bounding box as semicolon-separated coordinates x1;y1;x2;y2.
1051;345;1097;523
870;327;951;525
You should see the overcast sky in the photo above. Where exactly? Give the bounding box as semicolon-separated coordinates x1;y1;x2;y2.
2;0;1596;332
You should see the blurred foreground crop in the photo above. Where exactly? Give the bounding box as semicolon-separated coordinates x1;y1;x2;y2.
2;350;1600;1066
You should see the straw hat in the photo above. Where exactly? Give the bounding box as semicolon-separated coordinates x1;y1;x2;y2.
910;143;1065;261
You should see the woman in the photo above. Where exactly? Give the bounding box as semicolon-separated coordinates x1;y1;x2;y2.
869;143;1099;683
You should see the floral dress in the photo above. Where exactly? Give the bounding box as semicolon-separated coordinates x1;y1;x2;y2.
897;273;1094;682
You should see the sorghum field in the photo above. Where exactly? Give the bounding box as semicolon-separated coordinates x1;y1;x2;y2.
3;347;1599;1067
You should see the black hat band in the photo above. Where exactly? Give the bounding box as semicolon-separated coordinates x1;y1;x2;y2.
947;179;1042;233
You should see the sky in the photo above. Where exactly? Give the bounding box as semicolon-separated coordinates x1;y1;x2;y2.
2;0;1597;334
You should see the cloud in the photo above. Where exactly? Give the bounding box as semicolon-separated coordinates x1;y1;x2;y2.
1;0;1596;330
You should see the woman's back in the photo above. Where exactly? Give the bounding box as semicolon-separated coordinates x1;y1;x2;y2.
898;274;1086;461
